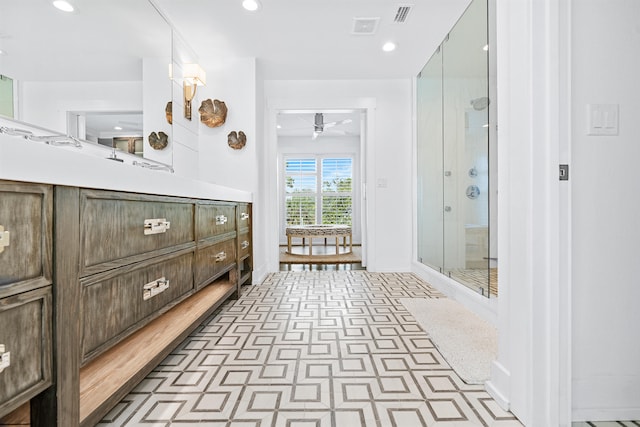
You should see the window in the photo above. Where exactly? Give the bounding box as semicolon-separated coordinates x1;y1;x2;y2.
321;158;352;225
285;159;317;226
284;156;353;226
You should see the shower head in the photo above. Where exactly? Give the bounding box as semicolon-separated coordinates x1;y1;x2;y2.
470;97;490;111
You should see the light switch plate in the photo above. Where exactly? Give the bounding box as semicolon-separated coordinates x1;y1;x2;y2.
587;104;619;136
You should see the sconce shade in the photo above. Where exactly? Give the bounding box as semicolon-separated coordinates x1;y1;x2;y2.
183;63;206;86
182;63;206;120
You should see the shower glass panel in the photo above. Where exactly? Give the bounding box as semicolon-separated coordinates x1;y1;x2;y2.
443;0;490;295
416;47;444;272
416;0;493;298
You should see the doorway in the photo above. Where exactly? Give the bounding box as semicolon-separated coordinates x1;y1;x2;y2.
275;109;367;270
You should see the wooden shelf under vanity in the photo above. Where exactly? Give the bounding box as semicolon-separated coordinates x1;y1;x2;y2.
78;280;237;426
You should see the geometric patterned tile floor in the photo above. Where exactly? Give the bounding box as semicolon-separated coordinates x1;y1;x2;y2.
97;271;524;426
572;423;640;427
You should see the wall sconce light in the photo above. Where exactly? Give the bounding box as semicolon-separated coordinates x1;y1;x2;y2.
183;63;206;120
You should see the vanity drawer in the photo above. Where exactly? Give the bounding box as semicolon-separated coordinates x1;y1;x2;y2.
0;182;52;297
238;231;251;260
80;190;194;273
237;203;251;231
196;203;236;241
195;239;236;287
80;251;194;363
0;287;52;417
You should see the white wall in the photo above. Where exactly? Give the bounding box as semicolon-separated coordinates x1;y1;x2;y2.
486;0;573;425
194;57;262;281
571;0;640;420
19;80;142;134
486;0;640;424
197;58;258;193
264;79;413;273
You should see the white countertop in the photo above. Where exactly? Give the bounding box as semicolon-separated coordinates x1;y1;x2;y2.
0;132;252;203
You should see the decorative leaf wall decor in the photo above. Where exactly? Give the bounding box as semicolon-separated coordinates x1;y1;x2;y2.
199;99;228;128
227;131;246;150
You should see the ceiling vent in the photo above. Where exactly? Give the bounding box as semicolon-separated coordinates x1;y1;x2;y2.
393;4;413;23
352;17;380;35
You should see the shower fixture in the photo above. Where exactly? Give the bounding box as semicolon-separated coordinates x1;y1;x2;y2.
470;97;490;111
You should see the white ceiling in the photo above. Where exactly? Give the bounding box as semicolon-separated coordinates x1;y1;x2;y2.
0;0;472;137
0;0;470;81
154;0;471;80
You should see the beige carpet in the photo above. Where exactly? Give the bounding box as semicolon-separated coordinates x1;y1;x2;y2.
279;245;362;264
400;297;497;384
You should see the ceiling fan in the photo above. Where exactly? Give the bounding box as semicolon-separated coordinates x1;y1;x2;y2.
312;113;353;140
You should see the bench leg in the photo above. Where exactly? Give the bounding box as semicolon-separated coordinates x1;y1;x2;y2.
335;237;339;254
309;237;313;255
288;236;291;254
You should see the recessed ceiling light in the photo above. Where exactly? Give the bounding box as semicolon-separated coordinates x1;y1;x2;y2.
382;42;397;52
242;0;261;11
114;126;123;131
483;44;489;51
0;49;5;56
276;125;282;129
53;0;74;12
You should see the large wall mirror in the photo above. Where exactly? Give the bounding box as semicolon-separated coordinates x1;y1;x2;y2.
0;0;173;167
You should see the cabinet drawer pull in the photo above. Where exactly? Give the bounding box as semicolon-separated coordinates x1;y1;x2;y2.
0;226;10;254
241;240;250;250
143;277;170;300
0;344;10;374
214;251;227;262
240;212;250;221
215;215;228;225
144;218;171;235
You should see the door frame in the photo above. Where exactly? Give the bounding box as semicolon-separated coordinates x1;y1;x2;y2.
265;97;376;272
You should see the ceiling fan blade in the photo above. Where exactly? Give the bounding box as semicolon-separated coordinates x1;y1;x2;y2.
325;129;349;135
323;118;353;128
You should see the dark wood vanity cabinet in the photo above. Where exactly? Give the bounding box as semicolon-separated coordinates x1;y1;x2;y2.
237;203;253;286
195;201;238;290
0;181;252;426
0;182;53;420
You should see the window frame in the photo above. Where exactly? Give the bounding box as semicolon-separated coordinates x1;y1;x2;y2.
282;154;355;227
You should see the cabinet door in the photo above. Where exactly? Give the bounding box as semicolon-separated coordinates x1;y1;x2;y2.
80;251;194;363
237;203;251;232
238;231;251;261
196;203;237;242
195;239;236;288
80;190;194;275
0;287;52;418
0;182;52;298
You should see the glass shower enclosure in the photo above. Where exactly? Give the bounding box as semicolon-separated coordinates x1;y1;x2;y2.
416;0;496;297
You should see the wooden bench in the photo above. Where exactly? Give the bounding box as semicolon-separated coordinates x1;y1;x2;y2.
286;224;352;256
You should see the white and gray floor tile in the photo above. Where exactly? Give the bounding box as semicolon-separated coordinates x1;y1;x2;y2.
98;271;522;426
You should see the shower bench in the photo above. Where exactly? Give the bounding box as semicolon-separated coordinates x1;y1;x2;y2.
286;224;352;256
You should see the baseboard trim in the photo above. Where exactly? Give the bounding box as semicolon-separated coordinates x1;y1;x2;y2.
572;375;640;422
486;360;511;411
572;408;640;422
252;265;269;285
